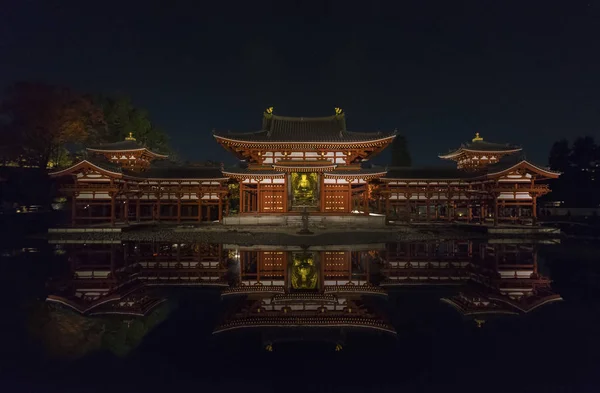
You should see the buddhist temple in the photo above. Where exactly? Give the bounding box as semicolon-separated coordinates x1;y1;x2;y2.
215;107;394;225
49;108;560;226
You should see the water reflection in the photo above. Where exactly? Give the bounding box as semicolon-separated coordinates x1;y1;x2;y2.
42;239;561;355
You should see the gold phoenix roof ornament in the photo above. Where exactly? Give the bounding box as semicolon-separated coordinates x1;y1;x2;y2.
334;107;343;115
125;132;136;141
472;132;483;142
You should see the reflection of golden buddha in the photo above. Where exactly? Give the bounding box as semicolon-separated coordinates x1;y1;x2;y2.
291;254;318;289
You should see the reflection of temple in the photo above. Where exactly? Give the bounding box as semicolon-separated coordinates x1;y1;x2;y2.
47;242;228;316
382;240;562;319
217;245;394;340
45;240;562;347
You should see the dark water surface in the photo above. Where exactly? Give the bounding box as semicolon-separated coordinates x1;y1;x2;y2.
1;237;599;393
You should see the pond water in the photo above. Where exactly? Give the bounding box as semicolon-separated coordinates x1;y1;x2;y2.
1;237;599;392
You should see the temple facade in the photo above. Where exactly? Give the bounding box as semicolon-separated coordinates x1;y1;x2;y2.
50;107;559;226
215;107;394;220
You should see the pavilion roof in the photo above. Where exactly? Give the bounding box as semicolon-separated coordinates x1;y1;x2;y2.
88;140;143;151
383;166;476;180
48;157;124;177
213;112;396;143
439;134;521;159
484;156;560;178
134;161;227;180
87;139;168;159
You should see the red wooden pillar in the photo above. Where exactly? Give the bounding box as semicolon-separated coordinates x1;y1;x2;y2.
240;183;245;213
363;186;369;215
480;204;484;224
177;197;181;223
385;193;390;217
110;193;116;226
218;194;223;222
71;194;77;226
124;197;129;224
136;197;141;222
493;196;499;226
532;196;537;225
198;194;202;222
283;176;288;213
156;193;161;222
319;174;325;212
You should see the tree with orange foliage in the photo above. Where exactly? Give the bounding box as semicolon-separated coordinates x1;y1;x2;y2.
0;82;106;168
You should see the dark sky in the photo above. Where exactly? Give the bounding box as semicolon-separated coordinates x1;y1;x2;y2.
2;0;599;165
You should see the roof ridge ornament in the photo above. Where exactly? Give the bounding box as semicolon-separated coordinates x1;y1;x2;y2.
334;107;343;116
125;132;136;141
472;132;483;142
263;107;274;136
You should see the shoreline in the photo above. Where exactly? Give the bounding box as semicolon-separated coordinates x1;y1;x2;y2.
45;224;562;246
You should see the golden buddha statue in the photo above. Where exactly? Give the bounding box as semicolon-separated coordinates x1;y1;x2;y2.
291;254;318;290
292;173;316;205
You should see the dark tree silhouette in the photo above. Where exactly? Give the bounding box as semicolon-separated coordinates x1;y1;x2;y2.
548;139;570;173
390;135;412;167
546;136;600;208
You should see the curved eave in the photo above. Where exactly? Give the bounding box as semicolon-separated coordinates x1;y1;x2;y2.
439;147;522;159
323;285;388;297
221;170;286;181
213;318;396;335
488;294;563;313
46;294;122;315
48;160;123;178
381;177;467;182
87;147;168;158
131;176;230;182
214;134;396;148
273;164;337;173
324;171;387;180
221;285;286;297
487;161;561;179
440;298;519;316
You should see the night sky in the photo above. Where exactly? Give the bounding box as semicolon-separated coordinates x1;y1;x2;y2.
2;0;599;165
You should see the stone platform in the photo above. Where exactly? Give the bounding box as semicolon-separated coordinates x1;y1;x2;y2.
222;214;387;227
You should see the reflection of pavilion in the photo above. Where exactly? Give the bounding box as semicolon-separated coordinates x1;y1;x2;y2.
46;242;228;316
381;240;562;319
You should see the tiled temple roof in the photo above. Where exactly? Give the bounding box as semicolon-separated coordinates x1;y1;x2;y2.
88;140;144;151
88;158;123;173
384;157;560;181
135;162;226;179
87;139;168;158
439;134;521;158
214;113;396;143
384;166;476;180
